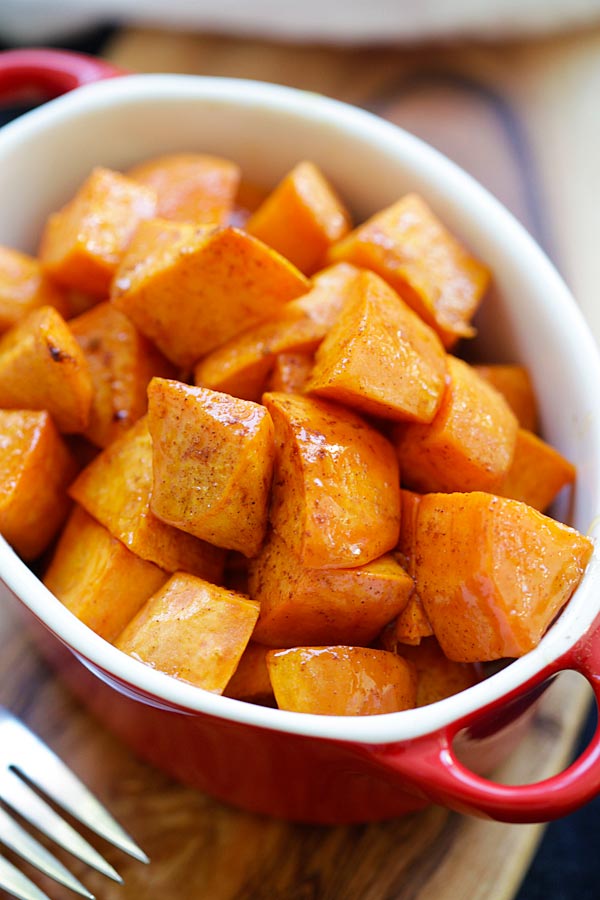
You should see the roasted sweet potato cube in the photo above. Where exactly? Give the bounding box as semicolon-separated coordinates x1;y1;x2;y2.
473;364;538;432
263;392;400;569
249;532;412;647
399;638;480;706
69;417;225;580
44;505;168;641
0;245;69;333
70;302;175;448
389;489;432;646
499;428;576;512
0;305;93;433
224;643;274;705
148;379;274;557
115;573;259;692
39;167;157;296
267;646;417;715
306;270;448;423
127;153;241;225
328;193;490;348
413;491;593;661
193;262;357;401
246;161;351;274
394;356;518;493
265;352;314;394
0;410;78;559
111;220;309;368
230;180;269;228
383;595;433;648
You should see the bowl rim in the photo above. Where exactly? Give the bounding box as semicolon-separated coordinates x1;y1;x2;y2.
2;72;600;744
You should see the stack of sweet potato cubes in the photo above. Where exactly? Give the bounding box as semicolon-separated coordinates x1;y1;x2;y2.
0;155;593;716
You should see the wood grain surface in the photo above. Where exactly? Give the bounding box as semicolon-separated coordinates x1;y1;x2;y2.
1;22;600;900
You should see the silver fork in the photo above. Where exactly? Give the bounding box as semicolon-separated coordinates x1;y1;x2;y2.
0;705;149;900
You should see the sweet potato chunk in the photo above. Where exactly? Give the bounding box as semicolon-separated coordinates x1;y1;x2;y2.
263;392;400;568
383;595;433;648
249;531;413;647
111;220;309;368
246;161;351;274
306;270;448;423
127;153;241;225
499;428;576;512
148;379;274;557
0;410;77;559
44;505;168;641
0;245;69;333
399;638;480;706
328;193;490;348
389;489;432;646
70;302;175;448
0;305;93;433
115;573;259;692
69;417;225;580
267;646;417;715
394;356;518;493
193;262;358;401
224;643;274;705
413;492;593;661
39;167;157;296
474;364;538;432
265;352;314;394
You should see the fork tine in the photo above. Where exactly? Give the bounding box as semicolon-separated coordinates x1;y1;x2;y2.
0;853;52;900
1;710;148;864
0;805;95;899
0;769;122;883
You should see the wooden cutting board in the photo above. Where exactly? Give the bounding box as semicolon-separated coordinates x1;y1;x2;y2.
2;22;600;899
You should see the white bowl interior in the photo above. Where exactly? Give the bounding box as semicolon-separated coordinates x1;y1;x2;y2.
1;74;600;743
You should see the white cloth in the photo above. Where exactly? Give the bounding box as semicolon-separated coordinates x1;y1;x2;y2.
1;0;600;44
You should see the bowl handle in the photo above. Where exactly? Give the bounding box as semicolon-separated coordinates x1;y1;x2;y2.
366;617;600;823
0;48;125;104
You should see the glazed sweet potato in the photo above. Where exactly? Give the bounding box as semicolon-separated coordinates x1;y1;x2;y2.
265;352;314;394
44;505;168;641
148;379;275;557
474;363;538;432
0;305;93;433
39;167;157;296
127;152;241;225
389;490;432;646
328;193;490;348
384;595;433;648
0;153;592;719
224;643;274;705
499;428;576;513
306;270;448;423
397;638;480;707
413;491;594;661
0;245;69;333
246;161;351;274
0;409;78;560
249;531;413;647
69;416;225;580
394;356;518;493
70;302;175;448
193;262;359;401
115;573;259;692
263;392;400;569
266;646;417;715
111;220;309;368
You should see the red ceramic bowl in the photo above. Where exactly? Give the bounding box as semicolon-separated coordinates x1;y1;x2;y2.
1;49;600;825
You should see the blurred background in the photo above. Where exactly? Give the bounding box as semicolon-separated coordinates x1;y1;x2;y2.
1;3;599;898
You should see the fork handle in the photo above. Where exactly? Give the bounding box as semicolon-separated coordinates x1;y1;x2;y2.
0;48;125;104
